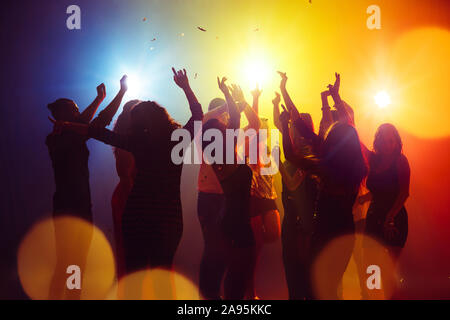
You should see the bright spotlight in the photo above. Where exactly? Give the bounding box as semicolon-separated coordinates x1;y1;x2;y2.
374;91;391;108
245;58;271;88
124;74;142;98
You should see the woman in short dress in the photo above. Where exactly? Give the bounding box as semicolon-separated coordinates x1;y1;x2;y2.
359;123;410;298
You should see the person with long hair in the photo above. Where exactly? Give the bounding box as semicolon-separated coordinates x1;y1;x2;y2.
111;99;141;279
197;84;260;299
46;76;128;299
244;86;280;300
201;76;258;300
273;88;319;300
50;68;203;299
358;123;410;298
196;97;228;300
279;77;367;299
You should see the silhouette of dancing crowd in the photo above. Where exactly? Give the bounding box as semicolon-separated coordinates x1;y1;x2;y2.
46;68;410;300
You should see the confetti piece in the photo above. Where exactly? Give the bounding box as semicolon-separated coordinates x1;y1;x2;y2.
254;28;259;32
150;47;154;51
194;73;198;79
215;36;219;40
151;38;156;41
197;27;207;32
142;17;147;22
179;33;185;37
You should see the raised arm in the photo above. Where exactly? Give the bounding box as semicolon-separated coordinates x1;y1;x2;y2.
280;109;301;168
90;75;128;128
78;83;106;123
172;67;203;136
209;77;243;182
272;92;282;131
328;73;342;105
328;73;354;126
218;77;240;129
229;83;260;130
277;71;301;121
319;90;333;138
251;84;262;115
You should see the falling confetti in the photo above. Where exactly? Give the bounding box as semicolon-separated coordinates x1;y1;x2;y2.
142;17;147;22
254;28;259;32
197;27;207;32
151;38;156;41
150;47;154;51
215;36;219;40
194;73;198;79
179;33;185;37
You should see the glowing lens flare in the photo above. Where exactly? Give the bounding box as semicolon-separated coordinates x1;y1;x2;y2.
244;59;271;88
124;73;142;98
374;91;391;109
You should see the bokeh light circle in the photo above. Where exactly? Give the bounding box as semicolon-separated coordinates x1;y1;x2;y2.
311;234;396;300
106;268;201;300
17;216;116;300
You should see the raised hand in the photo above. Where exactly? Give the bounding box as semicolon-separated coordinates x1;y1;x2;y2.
229;83;246;103
333;72;340;92
327;72;340;96
217;76;229;94
277;71;288;87
251;84;262;100
172;67;190;89
272;92;281;106
120;75;128;93
96;83;106;101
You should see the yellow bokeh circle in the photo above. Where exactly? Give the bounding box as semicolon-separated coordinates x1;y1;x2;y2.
17;216;116;300
311;234;396;300
107;268;201;300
